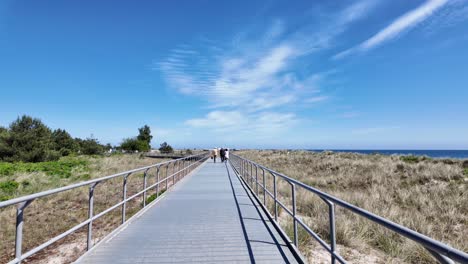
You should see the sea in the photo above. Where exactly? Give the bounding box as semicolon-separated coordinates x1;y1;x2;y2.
308;150;468;159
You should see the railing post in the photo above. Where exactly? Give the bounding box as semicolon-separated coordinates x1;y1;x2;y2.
273;174;278;221
180;160;183;179
15;200;32;264
183;159;186;177
292;183;298;247
87;183;98;250
165;164;169;191
255;165;259;196
176;160;180;182
143;169;148;207
329;201;336;264
241;160;244;178
250;162;253;187
262;168;266;206
240;159;243;176
172;162;176;185
246;161;249;183
173;161;177;183
156;166;160;197
242;159;244;177
122;174;129;224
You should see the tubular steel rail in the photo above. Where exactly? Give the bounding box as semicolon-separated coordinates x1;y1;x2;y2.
229;153;468;264
0;153;208;264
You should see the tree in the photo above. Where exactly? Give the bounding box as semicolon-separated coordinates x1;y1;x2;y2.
77;137;104;155
6;115;58;162
119;125;152;153
159;142;173;154
137;125;152;150
52;129;78;156
0;115;110;162
0;127;13;160
120;138;149;152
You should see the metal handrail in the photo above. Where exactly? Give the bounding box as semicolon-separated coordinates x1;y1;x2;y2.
229;153;468;264
0;153;209;264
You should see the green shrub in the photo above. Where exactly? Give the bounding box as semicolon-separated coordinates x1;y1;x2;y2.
3;115;56;162
400;155;419;164
0;180;19;193
0;163;15;175
144;190;166;205
0;195;12;201
0;158;88;178
76;137;105;155
52;129;78;155
145;194;157;204
121;138;149;152
464;168;468;176
159;142;173;154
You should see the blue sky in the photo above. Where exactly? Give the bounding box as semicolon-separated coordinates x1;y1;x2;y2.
1;0;468;149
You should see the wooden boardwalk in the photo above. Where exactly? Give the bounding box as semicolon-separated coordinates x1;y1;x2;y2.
76;159;300;263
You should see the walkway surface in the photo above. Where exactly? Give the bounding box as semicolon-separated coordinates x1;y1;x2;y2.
77;159;300;264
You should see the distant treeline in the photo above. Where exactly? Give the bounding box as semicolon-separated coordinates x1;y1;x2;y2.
0;115;174;163
0;115;110;162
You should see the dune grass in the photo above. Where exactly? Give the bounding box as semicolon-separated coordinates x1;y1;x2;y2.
0;154;172;263
236;150;468;263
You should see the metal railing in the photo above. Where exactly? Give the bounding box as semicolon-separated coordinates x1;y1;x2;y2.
229;154;468;264
0;153;208;264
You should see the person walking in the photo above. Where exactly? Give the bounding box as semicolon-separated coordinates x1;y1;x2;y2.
212;148;218;163
220;148;226;162
225;148;229;162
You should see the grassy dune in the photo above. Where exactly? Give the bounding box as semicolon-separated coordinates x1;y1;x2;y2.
0;154;170;263
236;150;468;263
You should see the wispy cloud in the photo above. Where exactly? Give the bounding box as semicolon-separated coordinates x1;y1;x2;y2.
185;111;298;135
334;0;449;59
185;111;244;129
305;96;329;103
156;1;378;135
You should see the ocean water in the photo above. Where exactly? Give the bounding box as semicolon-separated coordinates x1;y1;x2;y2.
308;150;468;159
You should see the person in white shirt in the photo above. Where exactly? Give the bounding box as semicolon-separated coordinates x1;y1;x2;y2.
225;148;229;162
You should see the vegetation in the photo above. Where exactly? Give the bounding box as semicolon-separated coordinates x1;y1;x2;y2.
51;129;79;156
120;137;149;152
159;142;173;154
137;125;152;150
0;158;88;177
0;116;177;262
0;154;177;263
237;150;468;264
0;115;108;162
120;125;152;152
0;180;19;201
143;189;166;205
399;155;420;163
75;137;105;155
